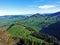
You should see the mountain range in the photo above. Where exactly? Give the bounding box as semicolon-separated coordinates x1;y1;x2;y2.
0;11;60;45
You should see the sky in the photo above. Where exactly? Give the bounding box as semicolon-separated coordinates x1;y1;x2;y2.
0;0;60;16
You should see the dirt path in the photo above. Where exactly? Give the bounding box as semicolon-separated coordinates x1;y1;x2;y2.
0;27;13;45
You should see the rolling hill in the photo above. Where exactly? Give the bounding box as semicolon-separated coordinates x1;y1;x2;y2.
8;24;45;45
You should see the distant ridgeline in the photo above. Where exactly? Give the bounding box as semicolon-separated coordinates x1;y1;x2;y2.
7;24;60;45
0;12;60;31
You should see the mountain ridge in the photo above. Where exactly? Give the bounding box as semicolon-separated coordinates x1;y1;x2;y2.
40;22;60;41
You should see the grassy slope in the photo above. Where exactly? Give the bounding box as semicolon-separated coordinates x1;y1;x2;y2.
8;25;46;43
8;24;60;45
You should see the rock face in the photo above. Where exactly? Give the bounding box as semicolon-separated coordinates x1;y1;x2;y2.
40;22;60;41
0;28;13;45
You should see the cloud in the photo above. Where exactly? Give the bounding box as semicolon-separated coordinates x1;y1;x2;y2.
38;5;56;9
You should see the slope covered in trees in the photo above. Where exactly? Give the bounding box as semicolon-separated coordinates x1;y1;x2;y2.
40;22;60;41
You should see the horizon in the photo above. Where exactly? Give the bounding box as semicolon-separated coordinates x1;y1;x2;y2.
0;0;60;16
0;11;60;16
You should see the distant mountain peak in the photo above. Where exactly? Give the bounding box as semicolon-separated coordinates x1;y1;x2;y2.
48;11;60;17
53;12;60;15
30;13;43;17
36;13;40;15
56;11;60;13
55;11;60;14
33;13;41;16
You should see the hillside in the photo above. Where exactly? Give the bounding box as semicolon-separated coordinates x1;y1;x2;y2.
40;22;60;41
0;28;14;45
8;24;60;45
8;24;45;45
22;12;60;31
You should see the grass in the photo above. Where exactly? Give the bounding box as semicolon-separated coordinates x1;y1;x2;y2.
8;25;46;43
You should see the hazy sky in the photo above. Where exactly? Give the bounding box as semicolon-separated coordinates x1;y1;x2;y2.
0;0;60;16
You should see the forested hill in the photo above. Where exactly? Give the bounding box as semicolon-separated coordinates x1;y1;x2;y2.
40;22;60;41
